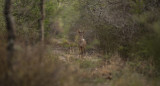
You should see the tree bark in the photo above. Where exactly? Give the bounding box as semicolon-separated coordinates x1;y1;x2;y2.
4;0;15;66
39;0;45;42
4;0;15;85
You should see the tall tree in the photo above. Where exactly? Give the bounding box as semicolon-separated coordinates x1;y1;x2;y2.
4;0;15;85
39;0;45;42
4;0;15;65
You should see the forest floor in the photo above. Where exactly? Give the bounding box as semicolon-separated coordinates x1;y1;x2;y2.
45;38;160;86
48;38;126;86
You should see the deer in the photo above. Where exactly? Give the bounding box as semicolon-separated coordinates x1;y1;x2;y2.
78;30;86;55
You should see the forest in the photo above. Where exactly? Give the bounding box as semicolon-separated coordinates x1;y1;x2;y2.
0;0;160;86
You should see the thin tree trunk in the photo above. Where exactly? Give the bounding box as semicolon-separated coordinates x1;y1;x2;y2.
38;0;45;62
4;0;15;85
4;0;15;67
39;0;45;42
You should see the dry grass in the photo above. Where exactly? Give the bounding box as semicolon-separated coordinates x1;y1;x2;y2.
0;37;160;86
0;38;81;86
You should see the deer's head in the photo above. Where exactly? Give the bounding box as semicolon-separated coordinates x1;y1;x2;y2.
78;30;84;37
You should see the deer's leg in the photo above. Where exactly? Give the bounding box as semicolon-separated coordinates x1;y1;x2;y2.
82;46;85;54
83;47;86;54
81;47;83;55
79;46;81;54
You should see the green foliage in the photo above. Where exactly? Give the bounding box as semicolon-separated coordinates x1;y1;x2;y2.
112;72;147;86
0;0;5;32
95;25;119;53
77;59;101;69
80;60;97;69
45;0;61;35
59;0;80;36
130;0;145;14
131;6;160;73
86;39;100;50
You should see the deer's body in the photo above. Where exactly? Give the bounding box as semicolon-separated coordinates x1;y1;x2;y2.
78;30;86;55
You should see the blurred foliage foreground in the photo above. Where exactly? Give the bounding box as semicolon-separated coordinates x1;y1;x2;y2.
0;38;160;86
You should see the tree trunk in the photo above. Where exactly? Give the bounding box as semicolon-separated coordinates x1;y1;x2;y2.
4;0;15;67
4;0;15;85
39;0;45;42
